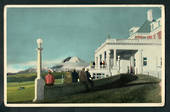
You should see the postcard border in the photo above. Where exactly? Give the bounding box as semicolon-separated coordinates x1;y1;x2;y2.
4;4;165;107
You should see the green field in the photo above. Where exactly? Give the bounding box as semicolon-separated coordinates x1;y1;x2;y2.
7;74;161;103
7;79;62;103
7;72;66;82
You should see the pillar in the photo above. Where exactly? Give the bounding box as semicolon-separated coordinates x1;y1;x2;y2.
95;56;97;69
107;50;112;76
118;56;120;73
138;49;143;74
114;49;117;66
33;38;45;102
37;47;42;78
107;50;111;69
130;55;135;74
98;56;100;69
130;55;135;68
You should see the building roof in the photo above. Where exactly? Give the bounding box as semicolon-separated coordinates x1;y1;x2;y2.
136;20;154;33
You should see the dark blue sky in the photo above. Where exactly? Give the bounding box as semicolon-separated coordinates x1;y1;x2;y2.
6;6;162;72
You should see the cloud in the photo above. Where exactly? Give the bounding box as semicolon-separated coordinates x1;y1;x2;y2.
7;58;63;73
7;66;24;73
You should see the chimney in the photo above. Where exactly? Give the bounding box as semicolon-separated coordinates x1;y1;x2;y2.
147;9;153;21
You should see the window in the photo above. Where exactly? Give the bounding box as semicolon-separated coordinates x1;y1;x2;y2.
104;51;106;61
160;57;162;66
143;57;147;66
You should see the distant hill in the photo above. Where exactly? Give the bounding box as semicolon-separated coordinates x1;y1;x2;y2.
16;67;50;74
17;68;36;74
7;69;36;75
7;73;17;75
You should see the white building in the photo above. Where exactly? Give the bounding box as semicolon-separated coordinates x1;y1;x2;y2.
89;9;162;79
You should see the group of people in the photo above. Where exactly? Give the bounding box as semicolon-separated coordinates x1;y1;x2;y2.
45;68;94;90
78;68;94;90
65;68;94;90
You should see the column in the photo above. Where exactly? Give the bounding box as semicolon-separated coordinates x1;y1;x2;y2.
33;38;45;102
130;55;135;74
138;49;143;74
107;50;112;76
118;56;120;73
114;49;117;66
130;55;135;68
95;56;98;69
37;48;42;79
107;50;111;69
98;55;100;69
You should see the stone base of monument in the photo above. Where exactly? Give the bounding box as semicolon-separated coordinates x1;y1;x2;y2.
33;77;45;102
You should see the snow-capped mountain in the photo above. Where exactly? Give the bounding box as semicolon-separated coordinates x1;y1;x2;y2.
52;56;89;71
12;56;89;74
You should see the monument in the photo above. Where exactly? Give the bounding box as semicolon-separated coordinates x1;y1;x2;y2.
33;38;45;102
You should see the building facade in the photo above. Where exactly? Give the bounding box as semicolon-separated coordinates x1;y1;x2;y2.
89;9;162;79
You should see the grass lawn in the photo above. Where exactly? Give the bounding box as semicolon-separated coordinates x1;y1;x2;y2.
7;72;66;82
51;83;161;103
7;74;161;103
7;79;62;103
7;81;34;103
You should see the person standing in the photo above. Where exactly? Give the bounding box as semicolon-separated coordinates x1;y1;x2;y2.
79;68;89;90
45;70;55;86
85;68;94;88
64;71;72;84
71;69;79;83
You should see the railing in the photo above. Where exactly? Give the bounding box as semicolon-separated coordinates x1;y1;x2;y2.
90;65;119;70
90;65;107;69
89;65;119;79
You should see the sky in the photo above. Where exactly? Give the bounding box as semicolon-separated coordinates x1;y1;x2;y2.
6;6;162;72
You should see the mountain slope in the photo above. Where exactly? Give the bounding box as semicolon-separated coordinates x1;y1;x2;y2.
52;56;89;71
